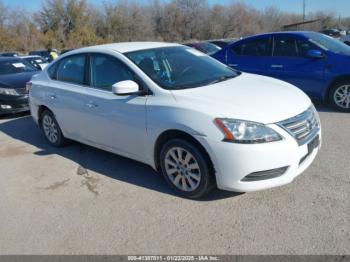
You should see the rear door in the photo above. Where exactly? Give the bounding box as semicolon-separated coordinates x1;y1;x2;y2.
45;54;88;140
226;36;272;75
266;34;326;97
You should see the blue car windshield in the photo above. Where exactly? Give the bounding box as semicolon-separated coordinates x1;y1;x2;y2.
125;46;238;90
307;32;350;55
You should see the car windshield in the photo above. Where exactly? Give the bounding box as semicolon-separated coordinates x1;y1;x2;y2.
0;59;37;75
125;46;238;90
308;32;350;55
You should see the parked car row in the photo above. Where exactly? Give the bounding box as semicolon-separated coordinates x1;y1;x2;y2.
2;31;349;198
320;28;350;39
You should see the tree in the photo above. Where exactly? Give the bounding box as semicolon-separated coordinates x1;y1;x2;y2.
0;0;348;52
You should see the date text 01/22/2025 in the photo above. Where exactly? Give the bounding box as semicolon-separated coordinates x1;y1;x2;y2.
127;255;220;261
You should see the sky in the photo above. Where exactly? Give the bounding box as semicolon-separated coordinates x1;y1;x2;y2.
2;0;350;17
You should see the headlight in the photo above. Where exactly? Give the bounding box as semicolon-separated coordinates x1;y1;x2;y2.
0;88;19;96
215;118;282;143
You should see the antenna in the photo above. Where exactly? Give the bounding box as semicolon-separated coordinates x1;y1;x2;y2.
302;0;306;30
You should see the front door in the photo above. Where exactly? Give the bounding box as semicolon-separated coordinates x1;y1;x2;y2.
266;35;326;98
80;53;148;161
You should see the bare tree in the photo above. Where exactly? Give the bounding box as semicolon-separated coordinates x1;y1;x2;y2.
0;0;349;52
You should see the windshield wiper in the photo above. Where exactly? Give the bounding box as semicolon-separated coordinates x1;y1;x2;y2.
168;75;237;90
209;75;236;85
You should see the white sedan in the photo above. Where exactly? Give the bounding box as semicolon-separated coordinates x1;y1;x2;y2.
28;42;321;198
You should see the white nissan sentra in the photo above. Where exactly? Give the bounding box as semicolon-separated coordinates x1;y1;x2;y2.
29;42;321;199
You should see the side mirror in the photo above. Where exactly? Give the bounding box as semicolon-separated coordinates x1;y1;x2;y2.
307;49;324;59
112;80;140;96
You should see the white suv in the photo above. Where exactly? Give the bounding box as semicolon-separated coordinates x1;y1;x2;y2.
29;42;321;199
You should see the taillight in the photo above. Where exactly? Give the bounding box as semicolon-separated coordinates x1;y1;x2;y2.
26;81;32;92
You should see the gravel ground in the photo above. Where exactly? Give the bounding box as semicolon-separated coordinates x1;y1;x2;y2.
0;104;349;255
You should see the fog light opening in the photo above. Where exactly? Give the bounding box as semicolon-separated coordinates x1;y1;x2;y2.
241;166;289;182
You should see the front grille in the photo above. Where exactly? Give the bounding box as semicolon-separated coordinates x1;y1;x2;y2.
278;107;320;145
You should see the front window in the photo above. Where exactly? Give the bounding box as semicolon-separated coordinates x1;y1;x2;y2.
90;54;135;91
0;59;37;75
307;32;350;55
125;46;238;90
273;36;299;57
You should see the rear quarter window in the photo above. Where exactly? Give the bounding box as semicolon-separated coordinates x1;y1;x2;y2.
47;62;59;80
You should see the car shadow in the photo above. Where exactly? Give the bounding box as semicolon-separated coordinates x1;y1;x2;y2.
0;115;241;201
312;100;345;113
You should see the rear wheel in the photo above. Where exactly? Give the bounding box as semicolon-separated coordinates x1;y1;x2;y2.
41;110;67;147
160;139;215;199
329;81;350;112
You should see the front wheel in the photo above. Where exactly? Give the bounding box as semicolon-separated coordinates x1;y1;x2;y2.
160;139;215;199
329;81;350;112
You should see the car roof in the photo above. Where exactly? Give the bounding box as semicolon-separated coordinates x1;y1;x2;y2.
238;31;318;41
21;55;45;59
0;57;23;62
72;42;182;54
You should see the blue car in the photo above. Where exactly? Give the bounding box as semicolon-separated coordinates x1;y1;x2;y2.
212;31;350;112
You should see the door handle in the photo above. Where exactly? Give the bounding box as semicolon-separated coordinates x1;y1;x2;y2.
229;63;238;67
271;64;284;68
86;103;98;108
48;94;57;99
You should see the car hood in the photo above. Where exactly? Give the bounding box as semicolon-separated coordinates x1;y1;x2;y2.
0;71;38;89
171;73;311;124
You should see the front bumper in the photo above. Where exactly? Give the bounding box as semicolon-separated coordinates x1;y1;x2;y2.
197;124;321;192
0;95;29;115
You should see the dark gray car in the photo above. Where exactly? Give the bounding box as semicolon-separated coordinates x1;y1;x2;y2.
0;57;39;115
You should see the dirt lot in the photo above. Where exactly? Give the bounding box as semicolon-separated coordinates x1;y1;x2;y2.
0;104;349;255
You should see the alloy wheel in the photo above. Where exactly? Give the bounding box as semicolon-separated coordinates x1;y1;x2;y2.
42;114;59;143
333;85;350;109
164;147;201;192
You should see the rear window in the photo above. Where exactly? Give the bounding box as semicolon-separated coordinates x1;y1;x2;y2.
232;38;271;56
51;55;86;85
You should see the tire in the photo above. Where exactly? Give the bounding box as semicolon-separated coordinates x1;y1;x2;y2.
40;110;67;147
159;139;215;199
329;80;350;112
